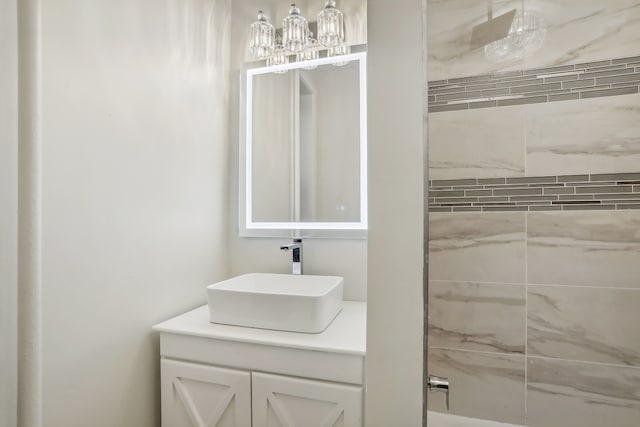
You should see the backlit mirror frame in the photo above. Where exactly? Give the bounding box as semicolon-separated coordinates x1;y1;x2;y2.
241;51;367;238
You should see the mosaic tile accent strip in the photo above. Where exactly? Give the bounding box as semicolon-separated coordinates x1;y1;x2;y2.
428;173;640;212
428;55;640;112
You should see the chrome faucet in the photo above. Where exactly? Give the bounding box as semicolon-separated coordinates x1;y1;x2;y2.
280;238;303;275
428;375;450;411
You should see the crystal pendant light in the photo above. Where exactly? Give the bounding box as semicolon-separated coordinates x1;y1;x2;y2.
249;11;275;59
267;32;289;72
282;4;308;53
317;0;344;48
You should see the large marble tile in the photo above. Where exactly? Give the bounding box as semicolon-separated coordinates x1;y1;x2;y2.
428;0;640;81
427;0;525;81
429;281;525;354
527;357;640;427
429;107;525;180
527;211;640;288
428;348;526;425
528;285;640;366
429;213;526;284
523;0;640;69
526;94;640;176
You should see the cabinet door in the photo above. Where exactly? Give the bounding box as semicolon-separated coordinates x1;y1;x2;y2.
252;372;362;427
161;359;251;427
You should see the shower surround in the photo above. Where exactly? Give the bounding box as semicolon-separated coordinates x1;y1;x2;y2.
426;0;640;426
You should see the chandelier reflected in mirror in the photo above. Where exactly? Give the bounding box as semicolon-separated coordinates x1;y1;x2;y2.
484;10;547;63
249;1;348;67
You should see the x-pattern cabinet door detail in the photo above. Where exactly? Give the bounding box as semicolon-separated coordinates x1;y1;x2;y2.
251;372;363;427
161;359;251;427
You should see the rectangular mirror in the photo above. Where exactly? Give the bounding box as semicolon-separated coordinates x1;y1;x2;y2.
240;51;367;237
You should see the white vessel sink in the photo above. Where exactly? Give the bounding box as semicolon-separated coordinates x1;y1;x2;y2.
207;273;344;333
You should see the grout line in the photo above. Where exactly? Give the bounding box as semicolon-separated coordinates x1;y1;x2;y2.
430;280;526;286
430;347;640;370
430;346;525;357
526;354;640;370
525;283;640;291
429;279;640;291
524;212;528;421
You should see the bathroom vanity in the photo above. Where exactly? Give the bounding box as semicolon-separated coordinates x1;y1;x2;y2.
153;301;366;426
151;31;371;427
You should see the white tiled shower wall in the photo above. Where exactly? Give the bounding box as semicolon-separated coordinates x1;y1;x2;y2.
426;1;640;426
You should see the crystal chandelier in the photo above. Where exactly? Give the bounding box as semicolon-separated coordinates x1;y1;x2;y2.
484;10;547;63
248;2;348;66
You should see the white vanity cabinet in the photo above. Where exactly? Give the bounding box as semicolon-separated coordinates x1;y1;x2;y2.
153;302;366;427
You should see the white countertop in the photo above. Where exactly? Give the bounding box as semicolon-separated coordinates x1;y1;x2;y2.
153;301;367;356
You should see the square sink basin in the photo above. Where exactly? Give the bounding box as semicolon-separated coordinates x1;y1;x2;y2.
207;273;344;333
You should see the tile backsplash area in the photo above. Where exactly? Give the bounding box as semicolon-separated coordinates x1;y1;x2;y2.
427;2;640;424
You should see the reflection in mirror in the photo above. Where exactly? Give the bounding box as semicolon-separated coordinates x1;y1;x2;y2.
243;52;367;235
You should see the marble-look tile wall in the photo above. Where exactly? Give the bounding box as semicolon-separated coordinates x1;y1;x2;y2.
429;281;526;354
527;211;640;289
429;94;640;182
429;213;526;283
527;358;640;427
525;95;640;176
427;3;640;424
428;107;525;179
428;210;640;426
428;0;640;81
429;348;526;425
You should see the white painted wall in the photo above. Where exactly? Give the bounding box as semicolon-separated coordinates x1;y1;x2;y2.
40;0;231;426
2;2;423;426
0;0;18;425
228;0;368;302
365;0;425;425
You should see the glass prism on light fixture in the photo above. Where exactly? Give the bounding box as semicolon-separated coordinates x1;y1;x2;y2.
249;11;275;59
282;4;309;53
296;49;319;64
297;30;319;69
327;43;350;66
317;0;344;48
267;33;289;72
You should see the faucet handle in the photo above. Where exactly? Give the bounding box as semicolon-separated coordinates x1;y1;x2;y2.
280;238;302;250
428;375;450;411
